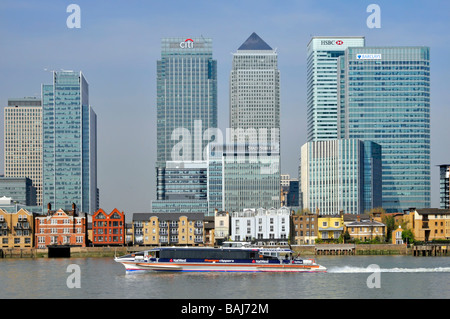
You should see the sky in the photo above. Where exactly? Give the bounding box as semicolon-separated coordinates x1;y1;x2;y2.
0;0;449;216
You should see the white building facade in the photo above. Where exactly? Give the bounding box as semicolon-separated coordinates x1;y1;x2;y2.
231;207;290;244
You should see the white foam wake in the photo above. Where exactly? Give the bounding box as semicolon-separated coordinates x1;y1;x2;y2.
328;266;450;273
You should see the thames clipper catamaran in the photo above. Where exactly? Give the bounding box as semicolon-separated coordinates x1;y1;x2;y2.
114;242;327;273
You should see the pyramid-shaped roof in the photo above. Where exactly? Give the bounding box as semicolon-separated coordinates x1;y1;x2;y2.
238;32;273;50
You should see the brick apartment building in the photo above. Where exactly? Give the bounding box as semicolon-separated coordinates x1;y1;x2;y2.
91;208;126;246
35;204;88;248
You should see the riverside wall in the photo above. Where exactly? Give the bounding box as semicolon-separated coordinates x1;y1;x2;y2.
0;244;415;258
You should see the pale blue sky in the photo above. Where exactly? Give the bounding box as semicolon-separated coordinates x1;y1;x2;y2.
0;1;449;214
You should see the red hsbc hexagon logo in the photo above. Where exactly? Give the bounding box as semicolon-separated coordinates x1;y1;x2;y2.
336;40;343;45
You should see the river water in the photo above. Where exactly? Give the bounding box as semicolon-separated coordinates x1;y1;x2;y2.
1;255;449;300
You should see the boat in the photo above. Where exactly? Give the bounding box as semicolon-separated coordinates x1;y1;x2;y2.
114;243;327;273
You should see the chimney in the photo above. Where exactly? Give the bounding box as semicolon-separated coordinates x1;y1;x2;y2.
47;203;51;214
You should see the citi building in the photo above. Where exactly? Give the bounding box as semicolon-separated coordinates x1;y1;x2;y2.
156;37;217;200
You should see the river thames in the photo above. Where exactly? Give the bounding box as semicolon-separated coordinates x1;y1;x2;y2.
1;255;449;300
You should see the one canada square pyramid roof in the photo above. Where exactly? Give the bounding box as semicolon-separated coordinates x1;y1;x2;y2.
238;32;273;50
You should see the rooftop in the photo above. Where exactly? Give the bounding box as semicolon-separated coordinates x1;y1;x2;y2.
238;32;272;50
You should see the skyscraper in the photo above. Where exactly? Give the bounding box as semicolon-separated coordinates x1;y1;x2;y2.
206;143;281;214
229;32;280;148
42;71;98;213
156;37;217;202
300;139;381;215
306;37;365;141
212;33;281;214
156;37;217;167
338;46;431;212
4;97;42;205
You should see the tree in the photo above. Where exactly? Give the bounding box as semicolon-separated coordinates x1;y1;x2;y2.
402;229;415;245
381;214;395;243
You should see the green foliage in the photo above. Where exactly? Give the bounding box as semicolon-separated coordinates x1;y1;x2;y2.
382;214;396;242
401;229;415;244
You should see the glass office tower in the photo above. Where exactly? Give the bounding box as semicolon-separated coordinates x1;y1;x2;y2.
300;139;381;215
156;37;217;167
42;71;98;213
338;47;431;212
156;37;217;203
306;37;365;141
151;161;208;214
207;143;280;214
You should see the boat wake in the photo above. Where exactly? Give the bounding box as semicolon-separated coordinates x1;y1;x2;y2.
328;265;450;273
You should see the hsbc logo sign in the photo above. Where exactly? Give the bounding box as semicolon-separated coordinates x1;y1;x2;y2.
320;40;344;45
180;38;194;48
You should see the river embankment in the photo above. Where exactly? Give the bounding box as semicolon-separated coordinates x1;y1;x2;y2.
0;244;423;258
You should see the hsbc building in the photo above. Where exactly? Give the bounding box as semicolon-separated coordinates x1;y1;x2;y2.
307;36;365;55
306;36;365;142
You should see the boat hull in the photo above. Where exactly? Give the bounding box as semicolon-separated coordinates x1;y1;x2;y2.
117;260;327;273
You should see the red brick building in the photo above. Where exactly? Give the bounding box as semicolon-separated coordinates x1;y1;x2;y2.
92;208;125;246
35;205;88;249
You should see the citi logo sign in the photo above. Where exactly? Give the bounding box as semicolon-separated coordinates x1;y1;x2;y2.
180;38;194;49
320;40;343;45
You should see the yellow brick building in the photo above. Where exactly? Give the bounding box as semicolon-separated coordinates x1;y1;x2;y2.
133;213;205;246
0;208;34;248
345;218;386;242
406;208;450;242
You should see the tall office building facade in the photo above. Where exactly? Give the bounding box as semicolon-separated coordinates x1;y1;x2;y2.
300;139;381;215
42;71;98;213
151;161;208;214
306;37;365;141
156;37;217;169
218;33;280;213
0;177;36;206
4;97;42;205
438;164;449;209
338;47;431;212
229;32;280;148
207;143;280;214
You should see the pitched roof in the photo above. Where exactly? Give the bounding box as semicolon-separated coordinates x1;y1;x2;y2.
238;32;273;50
346;220;385;227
